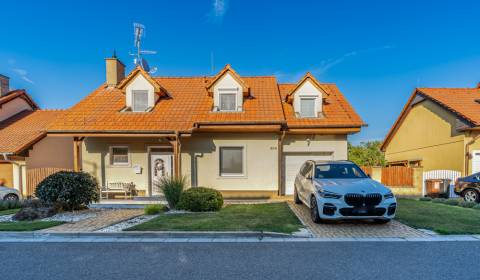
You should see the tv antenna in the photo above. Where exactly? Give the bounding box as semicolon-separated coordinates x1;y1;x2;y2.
130;23;157;74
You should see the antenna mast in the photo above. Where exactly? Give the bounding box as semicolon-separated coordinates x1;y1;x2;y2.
130;23;158;73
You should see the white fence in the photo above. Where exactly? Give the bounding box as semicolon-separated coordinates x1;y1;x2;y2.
422;170;461;198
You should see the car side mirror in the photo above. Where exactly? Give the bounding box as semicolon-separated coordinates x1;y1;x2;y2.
367;174;371;178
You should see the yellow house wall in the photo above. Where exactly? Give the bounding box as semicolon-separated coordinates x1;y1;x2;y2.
384;99;465;173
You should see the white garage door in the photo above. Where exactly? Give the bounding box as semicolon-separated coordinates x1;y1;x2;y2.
283;152;333;195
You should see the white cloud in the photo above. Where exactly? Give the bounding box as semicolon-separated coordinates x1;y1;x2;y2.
209;0;228;23
12;68;34;84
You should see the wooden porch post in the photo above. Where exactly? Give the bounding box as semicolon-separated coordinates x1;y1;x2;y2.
73;137;83;172
170;134;181;178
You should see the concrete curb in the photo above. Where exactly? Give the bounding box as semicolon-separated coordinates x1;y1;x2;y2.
1;232;480;242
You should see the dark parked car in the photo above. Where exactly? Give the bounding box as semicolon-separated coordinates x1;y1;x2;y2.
454;173;480;202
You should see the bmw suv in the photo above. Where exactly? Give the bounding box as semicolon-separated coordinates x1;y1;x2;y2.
293;160;397;223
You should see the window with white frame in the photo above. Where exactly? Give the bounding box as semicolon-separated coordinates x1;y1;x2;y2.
110;146;130;166
219;93;237;111
219;147;244;176
132;90;149;112
299;98;316;118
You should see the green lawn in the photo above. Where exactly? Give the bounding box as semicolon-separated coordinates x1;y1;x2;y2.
128;202;303;234
396;198;480;234
0;208;20;216
0;221;63;231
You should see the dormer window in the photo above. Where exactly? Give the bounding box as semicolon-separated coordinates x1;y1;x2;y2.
206;64;250;113
219;89;237;111
132;90;149;112
285;72;328;119
299;97;316;118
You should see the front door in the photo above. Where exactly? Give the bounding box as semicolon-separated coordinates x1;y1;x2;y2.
150;153;173;196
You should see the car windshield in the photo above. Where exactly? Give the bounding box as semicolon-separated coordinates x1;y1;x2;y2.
314;163;367;179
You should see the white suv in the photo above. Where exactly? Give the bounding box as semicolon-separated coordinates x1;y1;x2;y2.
293;160;396;223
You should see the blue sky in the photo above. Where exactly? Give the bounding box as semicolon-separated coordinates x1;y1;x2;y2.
1;0;480;143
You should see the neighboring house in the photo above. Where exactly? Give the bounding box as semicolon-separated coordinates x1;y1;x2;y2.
47;56;364;198
381;85;480;176
0;75;73;196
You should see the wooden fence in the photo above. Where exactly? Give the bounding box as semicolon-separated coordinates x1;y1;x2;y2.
361;166;414;187
26;167;72;196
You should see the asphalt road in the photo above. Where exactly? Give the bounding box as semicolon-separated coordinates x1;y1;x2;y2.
0;241;479;280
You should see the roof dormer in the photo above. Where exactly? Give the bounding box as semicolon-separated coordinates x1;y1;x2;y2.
206;64;249;112
286;72;329;118
117;66;168;112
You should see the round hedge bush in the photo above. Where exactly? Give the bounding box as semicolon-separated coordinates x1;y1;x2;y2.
35;171;99;211
177;187;223;212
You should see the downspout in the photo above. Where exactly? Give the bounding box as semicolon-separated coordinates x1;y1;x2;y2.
465;133;480;175
277;130;286;196
176;131;182;178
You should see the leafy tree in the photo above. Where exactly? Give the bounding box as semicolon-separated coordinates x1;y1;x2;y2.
348;141;386;167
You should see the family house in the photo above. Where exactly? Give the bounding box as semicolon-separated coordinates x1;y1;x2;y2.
382;85;480;176
0;75;73;195
46;56;364;198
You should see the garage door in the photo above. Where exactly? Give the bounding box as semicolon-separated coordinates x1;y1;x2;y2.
283;152;333;195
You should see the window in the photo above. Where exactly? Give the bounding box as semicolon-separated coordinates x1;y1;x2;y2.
314;163;367;179
132;90;149;112
300;98;316;117
110;146;129;166
219;147;244;176
219;93;236;111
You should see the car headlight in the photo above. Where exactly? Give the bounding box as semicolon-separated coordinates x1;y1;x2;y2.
384;191;394;199
318;190;342;199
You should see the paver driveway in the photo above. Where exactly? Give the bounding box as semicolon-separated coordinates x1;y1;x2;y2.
288;202;426;238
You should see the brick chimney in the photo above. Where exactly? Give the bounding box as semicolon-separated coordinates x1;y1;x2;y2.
105;52;125;87
0;74;10;96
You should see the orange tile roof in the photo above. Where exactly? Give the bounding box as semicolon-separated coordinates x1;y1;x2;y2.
48;70;364;133
381;87;480;151
0;110;63;154
279;83;364;128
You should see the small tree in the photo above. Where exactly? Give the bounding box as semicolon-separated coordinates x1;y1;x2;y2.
348;141;386;167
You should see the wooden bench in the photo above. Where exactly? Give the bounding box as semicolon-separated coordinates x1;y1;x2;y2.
100;182;136;199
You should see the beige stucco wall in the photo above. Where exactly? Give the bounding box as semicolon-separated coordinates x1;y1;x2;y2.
384;99;465;173
283;134;348;159
181;133;279;191
82;137;169;193
26;137;74;169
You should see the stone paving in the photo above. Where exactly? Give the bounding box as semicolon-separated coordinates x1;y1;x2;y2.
41;209;144;232
288;202;427;238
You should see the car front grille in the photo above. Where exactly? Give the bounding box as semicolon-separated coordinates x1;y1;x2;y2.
344;193;382;207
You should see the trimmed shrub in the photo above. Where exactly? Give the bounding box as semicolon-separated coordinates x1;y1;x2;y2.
472;204;480;210
177;187;223;212
0;200;23;211
432;198;446;204
144;204;165;215
444;199;460;206
459;201;477;208
419;197;432;202
155;176;187;209
35;171;99;211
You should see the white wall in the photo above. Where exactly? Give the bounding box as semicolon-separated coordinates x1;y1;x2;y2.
292;80;324;117
125;74;156;109
283;134;348;160
0;98;34;121
213;73;243;111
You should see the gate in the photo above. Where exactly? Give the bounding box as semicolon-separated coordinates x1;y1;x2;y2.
422;170;461;198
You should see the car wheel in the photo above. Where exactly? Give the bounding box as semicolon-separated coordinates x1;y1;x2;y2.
294;187;302;204
463;189;480;203
373;219;391;224
3;194;19;201
310;196;322;223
